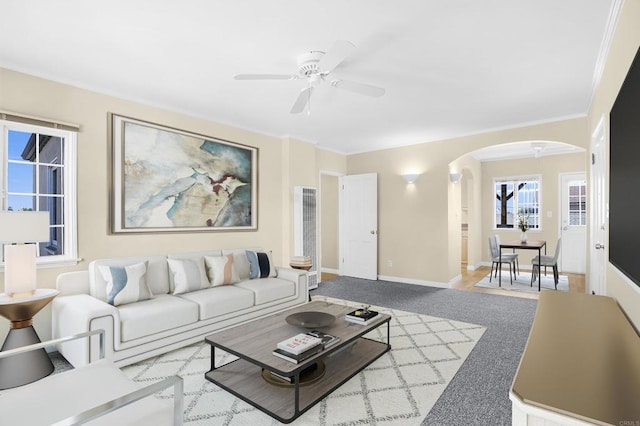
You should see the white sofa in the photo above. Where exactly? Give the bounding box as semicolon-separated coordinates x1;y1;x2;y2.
52;249;308;367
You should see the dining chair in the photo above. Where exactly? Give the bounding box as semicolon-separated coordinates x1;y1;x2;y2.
531;238;562;289
488;235;517;285
494;234;519;276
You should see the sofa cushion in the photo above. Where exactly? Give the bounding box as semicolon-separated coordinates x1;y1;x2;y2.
167;250;222;292
167;257;210;295
235;277;296;305
246;250;276;279
205;254;239;286
118;294;199;342
222;248;260;280
177;285;254;320
89;256;169;302
98;262;153;306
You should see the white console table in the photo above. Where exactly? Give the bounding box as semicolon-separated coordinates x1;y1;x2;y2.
510;291;640;425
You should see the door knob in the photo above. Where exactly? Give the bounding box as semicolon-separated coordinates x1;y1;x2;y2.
595;243;605;250
370;230;376;235
562;226;568;231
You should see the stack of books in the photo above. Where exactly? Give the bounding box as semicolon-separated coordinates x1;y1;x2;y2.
273;333;323;364
345;307;379;325
272;331;340;363
306;330;340;348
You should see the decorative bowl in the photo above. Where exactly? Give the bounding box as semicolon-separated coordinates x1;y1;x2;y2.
285;311;335;328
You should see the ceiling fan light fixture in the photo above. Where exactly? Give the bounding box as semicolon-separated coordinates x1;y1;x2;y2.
297;51;324;76
531;142;546;158
234;40;385;115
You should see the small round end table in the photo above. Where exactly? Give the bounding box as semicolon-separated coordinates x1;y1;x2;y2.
0;288;59;389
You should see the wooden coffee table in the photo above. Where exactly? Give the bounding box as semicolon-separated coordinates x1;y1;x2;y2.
204;300;391;423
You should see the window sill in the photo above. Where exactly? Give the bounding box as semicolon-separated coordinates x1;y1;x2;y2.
0;257;82;272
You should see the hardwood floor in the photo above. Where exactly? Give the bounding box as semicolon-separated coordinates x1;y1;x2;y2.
321;272;340;282
451;266;586;300
321;268;585;300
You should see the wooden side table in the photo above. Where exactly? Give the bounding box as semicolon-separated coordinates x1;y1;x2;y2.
0;288;59;389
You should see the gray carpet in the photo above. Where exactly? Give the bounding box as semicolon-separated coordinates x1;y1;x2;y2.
311;276;538;426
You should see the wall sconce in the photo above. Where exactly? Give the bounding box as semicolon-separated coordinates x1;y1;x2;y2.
402;173;420;184
0;211;50;297
449;172;462;184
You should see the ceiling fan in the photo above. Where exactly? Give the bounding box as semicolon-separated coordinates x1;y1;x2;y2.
234;40;386;114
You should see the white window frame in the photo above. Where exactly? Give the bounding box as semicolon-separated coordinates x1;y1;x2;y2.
567;179;587;227
493;175;542;232
0;120;79;269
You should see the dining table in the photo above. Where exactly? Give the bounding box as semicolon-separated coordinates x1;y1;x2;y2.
499;240;547;291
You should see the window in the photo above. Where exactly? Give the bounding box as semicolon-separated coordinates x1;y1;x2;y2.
568;181;587;226
494;177;541;230
1;120;78;266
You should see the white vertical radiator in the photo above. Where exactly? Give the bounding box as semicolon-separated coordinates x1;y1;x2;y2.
293;186;318;290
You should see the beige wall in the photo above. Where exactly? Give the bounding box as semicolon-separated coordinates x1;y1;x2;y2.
450;155;483;270
587;0;640;329
317;150;346;273
283;137;316;263
480;153;586;266
321;174;340;270
347;117;588;284
0;68;346;341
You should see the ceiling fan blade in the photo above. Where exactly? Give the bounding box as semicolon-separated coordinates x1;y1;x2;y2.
234;74;296;80
331;79;386;97
318;40;356;73
290;87;314;114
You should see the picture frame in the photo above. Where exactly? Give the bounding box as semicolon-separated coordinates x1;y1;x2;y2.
109;114;258;233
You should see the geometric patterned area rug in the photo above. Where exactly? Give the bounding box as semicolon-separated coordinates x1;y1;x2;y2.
474;271;569;293
122;296;485;425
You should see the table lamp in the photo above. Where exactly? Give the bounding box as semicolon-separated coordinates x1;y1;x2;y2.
0;211;50;296
0;211;58;389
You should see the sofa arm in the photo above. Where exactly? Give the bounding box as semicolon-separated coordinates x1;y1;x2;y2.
275;267;309;294
52;294;120;367
0;330;184;426
56;270;90;296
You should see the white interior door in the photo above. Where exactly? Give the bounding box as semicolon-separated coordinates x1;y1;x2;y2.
560;173;587;273
589;117;607;294
339;173;378;280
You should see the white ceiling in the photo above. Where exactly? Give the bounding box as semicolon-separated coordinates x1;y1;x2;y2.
0;0;615;154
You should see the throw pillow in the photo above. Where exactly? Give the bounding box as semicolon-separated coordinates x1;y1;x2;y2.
167;257;210;295
205;254;240;287
99;261;153;306
246;250;277;279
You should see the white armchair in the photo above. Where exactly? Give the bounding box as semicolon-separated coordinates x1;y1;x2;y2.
0;330;184;425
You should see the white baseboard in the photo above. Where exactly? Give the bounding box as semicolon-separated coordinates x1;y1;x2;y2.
377;275;450;289
449;274;462;285
320;267;339;274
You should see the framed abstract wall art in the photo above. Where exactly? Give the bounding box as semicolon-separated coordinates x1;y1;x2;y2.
110;114;258;233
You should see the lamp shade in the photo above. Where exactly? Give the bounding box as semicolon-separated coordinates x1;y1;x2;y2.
1;211;49;297
0;211;49;243
4;245;37;296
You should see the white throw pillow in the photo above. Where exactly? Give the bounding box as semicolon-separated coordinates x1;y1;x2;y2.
205;254;240;287
167;257;210;295
99;261;153;306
